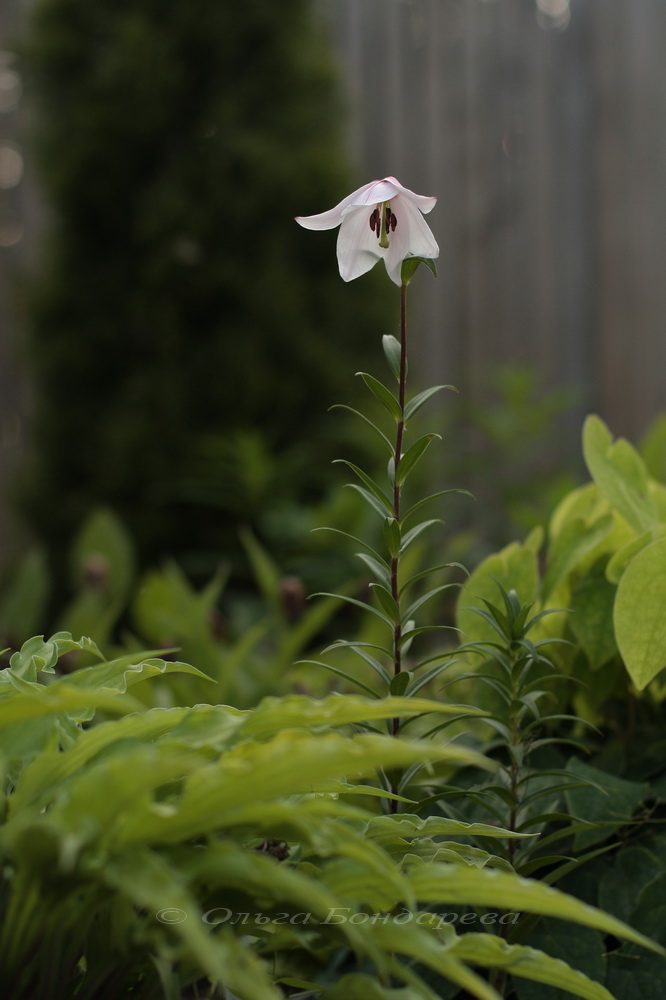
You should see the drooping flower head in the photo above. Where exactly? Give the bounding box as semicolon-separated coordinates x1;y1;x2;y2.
295;176;438;286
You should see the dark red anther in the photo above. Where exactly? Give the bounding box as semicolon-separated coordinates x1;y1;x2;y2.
390;211;397;231
369;208;379;232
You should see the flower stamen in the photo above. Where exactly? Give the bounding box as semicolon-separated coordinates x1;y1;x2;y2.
371;200;396;249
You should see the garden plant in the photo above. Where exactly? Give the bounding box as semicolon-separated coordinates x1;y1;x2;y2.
1;174;665;1000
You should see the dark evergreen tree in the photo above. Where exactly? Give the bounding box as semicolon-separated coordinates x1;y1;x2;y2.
20;0;389;579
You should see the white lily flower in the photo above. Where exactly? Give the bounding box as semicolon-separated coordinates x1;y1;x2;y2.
296;176;439;286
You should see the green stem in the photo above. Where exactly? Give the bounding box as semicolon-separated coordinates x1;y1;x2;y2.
390;282;408;810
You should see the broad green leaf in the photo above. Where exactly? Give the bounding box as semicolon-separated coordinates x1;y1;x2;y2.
105;851;280;1000
598;845;663;923
132;559;226;646
614;537;666;689
605;527;666;584
549;484;604;542
396;435;440;486
640;411;666;482
457;543;539;645
112;733;491;846
407;864;662;953
6;633;103;682
240;528;282;614
569;572;618;670
542;515;614;601
324;972;422;1000
238;694;486;740
10;705;247;812
373;921;501;1000
357;372;402;422
63;653;210;693
565;758;650;850
0;548;51;645
583;415;657;534
69;506;135;602
0;684;141;728
454;932;612;1000
366;814;532;843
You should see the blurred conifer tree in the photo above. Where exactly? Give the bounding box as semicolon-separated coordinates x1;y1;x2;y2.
20;0;389;580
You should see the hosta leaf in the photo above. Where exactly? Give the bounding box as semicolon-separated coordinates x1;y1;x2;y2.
0;685;141;729
372;922;501;1000
366;814;531;843
63;653;210;692
112;733;491;846
407;864;662;953
324;971;422;1000
104;851;281;1000
542;514;614;601
10;705;247;812
238;694;486;740
452;933;613;1000
5;633;103;682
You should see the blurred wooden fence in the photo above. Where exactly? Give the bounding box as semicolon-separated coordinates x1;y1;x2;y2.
317;0;666;454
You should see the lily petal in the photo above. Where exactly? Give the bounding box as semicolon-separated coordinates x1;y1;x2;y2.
336;207;384;282
382;176;437;214
295;180;379;230
383;195;440;285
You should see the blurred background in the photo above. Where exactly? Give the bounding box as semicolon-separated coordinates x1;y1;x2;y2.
1;0;665;649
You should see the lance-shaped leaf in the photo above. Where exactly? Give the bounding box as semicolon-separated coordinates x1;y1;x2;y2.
404;384;457;422
357;372;402;422
395;435;441;486
451;933;614;1000
407;864;662;953
334;460;393;513
382;334;403;381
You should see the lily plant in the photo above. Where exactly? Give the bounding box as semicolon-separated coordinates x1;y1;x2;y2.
297;177;468;806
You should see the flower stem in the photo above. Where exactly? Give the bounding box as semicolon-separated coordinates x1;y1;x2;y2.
389;282;408;810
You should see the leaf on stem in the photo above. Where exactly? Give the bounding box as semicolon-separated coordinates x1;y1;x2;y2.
404;384;457;422
382;334;403;381
356;372;402;422
334;460;393;512
395;434;441;486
